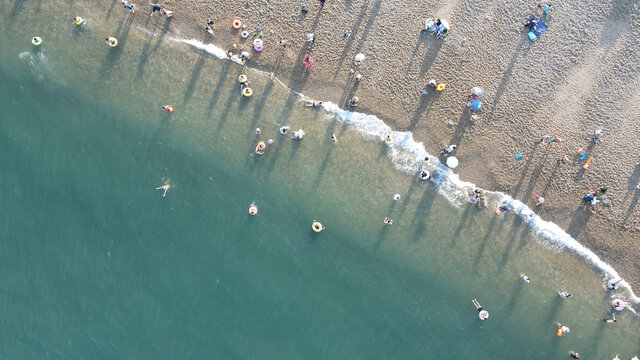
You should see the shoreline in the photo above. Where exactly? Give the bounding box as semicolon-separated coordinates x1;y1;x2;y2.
114;0;640;291
175;36;639;303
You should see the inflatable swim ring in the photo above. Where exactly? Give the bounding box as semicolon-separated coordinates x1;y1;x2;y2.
312;221;324;232
32;37;42;46
257;141;265;151
74;16;84;26
608;279;621;290
238;74;247;83
254;43;263;52
232;18;242;29
106;37;118;47
611;299;625;312
242;87;253;97
385;135;393;145
249;203;258;215
241;31;250;38
253;38;263;45
419;170;430;181
478;310;489;320
436;83;446;91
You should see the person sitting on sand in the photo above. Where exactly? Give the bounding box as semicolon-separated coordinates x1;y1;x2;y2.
156;182;172;197
441;144;457;156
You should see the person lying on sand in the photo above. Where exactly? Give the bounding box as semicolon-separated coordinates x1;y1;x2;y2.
305;101;324;107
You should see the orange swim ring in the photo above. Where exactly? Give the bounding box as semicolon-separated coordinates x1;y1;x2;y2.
232;18;242;29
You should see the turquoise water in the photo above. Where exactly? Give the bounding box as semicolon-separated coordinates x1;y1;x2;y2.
1;1;639;359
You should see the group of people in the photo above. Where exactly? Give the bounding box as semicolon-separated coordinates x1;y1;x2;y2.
120;1;172;17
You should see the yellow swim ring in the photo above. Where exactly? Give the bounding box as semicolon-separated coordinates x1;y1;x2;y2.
74;16;84;26
242;87;253;97
238;74;247;83
32;37;42;46
312;221;324;232
257;141;265;150
249;203;258;215
385;136;393;145
436;83;446;91
106;37;118;47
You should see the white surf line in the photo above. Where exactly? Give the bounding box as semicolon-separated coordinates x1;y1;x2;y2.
173;37;640;306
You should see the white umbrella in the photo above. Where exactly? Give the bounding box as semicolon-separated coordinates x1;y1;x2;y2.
471;87;484;97
446;156;459;169
440;19;450;30
354;53;365;62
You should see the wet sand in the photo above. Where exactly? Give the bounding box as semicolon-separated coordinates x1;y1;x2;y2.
108;0;640;288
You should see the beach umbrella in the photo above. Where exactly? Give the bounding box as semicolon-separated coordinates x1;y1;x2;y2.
471;98;482;111
354;53;365;62
446;156;459;169
471;87;484;97
440;19;450;30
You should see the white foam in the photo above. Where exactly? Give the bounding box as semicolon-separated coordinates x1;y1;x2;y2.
175;37;640;306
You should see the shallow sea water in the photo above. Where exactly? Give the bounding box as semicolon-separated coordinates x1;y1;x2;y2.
0;1;639;359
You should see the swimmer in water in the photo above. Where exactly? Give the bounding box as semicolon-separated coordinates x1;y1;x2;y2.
558;291;572;298
255;147;264;155
570;352;580;359
393;194;401;201
255;128;261;135
331;134;338;144
603;313;617;323
156;182;172;197
472;298;489;320
383;217;393;226
521;274;530;283
279;126;290;135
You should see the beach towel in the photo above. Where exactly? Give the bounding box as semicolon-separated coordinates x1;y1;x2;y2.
532;21;548;36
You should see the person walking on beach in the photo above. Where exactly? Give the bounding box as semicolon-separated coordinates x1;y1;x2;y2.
149;2;163;16
535;194;545;206
156;182;172;197
306;33;315;43
278;40;287;49
472;299;489;320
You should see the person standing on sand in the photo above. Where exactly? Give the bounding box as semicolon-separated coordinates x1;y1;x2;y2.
150;2;163;16
278;40;287;48
304;56;313;69
306;33;315;43
535;194;545;206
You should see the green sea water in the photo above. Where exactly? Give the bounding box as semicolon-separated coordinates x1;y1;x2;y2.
1;1;639;359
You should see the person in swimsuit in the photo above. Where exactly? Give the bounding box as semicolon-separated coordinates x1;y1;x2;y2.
156;182;172;197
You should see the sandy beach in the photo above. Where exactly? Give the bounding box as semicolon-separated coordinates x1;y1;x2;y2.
116;0;640;288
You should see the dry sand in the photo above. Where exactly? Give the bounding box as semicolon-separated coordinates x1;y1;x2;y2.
118;0;640;288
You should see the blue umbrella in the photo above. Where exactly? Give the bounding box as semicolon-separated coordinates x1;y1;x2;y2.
471;98;482;111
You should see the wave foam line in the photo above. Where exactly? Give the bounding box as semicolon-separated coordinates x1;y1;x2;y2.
175;37;639;306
